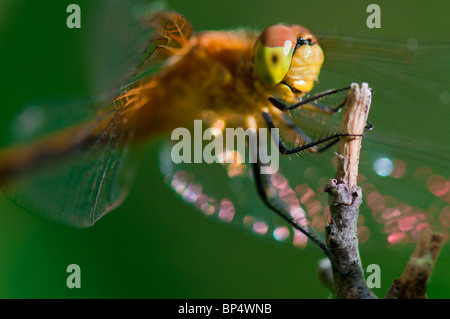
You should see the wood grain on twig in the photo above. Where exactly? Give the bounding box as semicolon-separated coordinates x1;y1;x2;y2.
324;83;375;299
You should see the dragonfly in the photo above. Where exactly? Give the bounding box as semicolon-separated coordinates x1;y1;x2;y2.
1;3;449;262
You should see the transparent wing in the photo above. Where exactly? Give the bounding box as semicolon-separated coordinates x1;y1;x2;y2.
1;5;195;227
123;10;194;90
85;0;194;99
159;137;320;249
83;0;159;99
317;32;450;147
3;99;142;228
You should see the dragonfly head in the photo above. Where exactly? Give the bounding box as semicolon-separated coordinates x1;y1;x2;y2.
253;24;324;96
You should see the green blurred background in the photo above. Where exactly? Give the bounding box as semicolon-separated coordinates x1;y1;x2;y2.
0;0;449;298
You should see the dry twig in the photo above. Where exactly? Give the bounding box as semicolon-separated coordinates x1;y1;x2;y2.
385;228;446;299
321;83;445;299
324;83;376;299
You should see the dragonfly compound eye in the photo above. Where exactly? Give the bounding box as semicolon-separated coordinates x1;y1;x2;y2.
253;25;297;85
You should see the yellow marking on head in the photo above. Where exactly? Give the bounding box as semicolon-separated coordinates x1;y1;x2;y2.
253;25;296;85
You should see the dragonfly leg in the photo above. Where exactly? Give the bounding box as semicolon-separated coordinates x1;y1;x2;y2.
268;87;350;113
262;111;359;155
254;111;356;275
251;152;349;275
251;157;329;252
280;114;340;153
